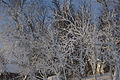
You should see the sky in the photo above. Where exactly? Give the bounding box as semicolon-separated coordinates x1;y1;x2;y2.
0;0;103;72
43;0;102;23
0;0;102;50
0;0;102;32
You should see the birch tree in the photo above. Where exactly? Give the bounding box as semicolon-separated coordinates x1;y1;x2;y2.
96;0;120;79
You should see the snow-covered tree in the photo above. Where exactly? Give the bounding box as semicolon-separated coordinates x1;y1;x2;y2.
0;0;120;80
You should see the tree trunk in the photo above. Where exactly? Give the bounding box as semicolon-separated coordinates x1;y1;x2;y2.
23;75;28;80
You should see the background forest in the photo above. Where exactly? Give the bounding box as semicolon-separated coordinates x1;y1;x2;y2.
0;0;120;80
